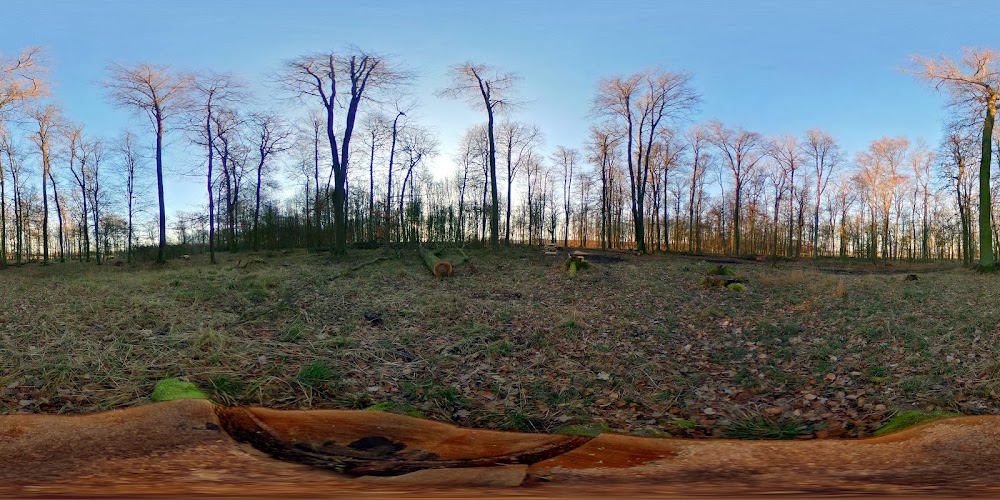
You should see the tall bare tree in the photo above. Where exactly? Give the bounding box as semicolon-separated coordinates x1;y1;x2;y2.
587;125;621;250
552;146;578;247
115;130;142;263
282;49;401;255
87;138;106;264
104;63;193;263
767;135;804;256
249;111;292;250
193;73;242;263
909;48;1000;270
685;125;712;253
65;125;92;261
710;122;764;255
497;121;540;245
440;63;518;249
594;68;698;253
29;105;60;264
384;109;406;248
802;129;840;258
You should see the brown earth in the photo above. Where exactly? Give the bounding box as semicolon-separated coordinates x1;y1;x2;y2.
3;399;1000;497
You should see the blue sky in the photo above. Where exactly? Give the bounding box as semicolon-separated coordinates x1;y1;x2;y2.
3;0;997;213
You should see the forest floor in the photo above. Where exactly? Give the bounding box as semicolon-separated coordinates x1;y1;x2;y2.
2;247;999;440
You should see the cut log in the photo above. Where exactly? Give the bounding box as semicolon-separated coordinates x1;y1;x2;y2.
419;246;453;277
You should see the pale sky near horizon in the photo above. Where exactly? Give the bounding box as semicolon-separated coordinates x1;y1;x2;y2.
2;0;998;216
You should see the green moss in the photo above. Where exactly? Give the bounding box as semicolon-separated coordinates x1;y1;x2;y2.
364;400;425;419
150;378;209;401
873;410;960;436
727;283;747;292
705;265;735;276
556;424;610;437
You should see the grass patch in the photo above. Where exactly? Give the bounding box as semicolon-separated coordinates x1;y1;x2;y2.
296;361;335;388
725;414;809;440
873;411;961;436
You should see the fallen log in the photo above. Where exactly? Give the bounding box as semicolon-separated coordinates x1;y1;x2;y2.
419;246;453;277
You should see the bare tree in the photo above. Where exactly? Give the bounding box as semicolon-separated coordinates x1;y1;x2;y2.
684;124;712;253
396;125;437;244
115;130;142;263
908;48;1000;270
709;122;764;255
587;125;621;250
552;146;578;247
104;63;193;263
29;105;61;264
594;68;698;253
65;125;92;261
384;109;406;248
193;73;242;263
766;135;804;256
0;47;46;115
802;129;840;258
249;111;292;250
282;49;401;255
439;62;519;249
0;47;46;267
359;113;390;242
907;140;934;259
497;121;540;245
87;139;106;264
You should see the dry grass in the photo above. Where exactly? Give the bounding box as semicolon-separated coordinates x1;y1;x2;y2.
1;248;998;439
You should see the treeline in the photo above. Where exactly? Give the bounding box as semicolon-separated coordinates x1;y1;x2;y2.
1;47;998;266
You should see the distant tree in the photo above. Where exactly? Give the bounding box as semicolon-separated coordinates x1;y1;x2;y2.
384;109;406;248
802;129;840;258
709;122;764;255
104;63;193;263
855;136;909;259
1;132;27;263
65;125;91;261
86;139;106;264
28;105;60;264
909;48;1000;270
46;157;65;262
907;140;934;259
766;135;804;257
497;121;540;245
358;113;391;242
193;73;242;263
684;124;712;253
587;125;621;250
594;68;698;254
941;127;978;264
282;49;401;255
552;146;578;247
114;130;142;263
440;63;519;249
396;126;437;244
248;111;292;250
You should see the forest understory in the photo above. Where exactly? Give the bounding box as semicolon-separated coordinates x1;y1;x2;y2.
2;247;998;440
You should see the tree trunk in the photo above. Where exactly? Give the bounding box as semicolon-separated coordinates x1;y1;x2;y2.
486;109;499;248
419;245;453;277
48;171;64;262
155;114;167;263
978;100;996;270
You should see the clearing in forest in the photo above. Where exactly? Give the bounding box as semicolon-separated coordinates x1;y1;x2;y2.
1;248;996;439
